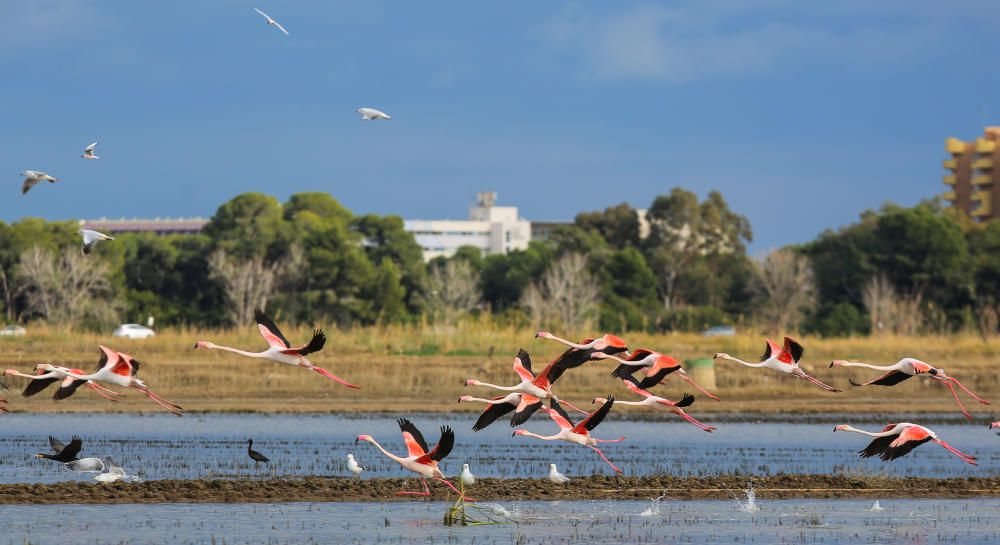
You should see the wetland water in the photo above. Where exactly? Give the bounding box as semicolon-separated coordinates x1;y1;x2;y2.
0;413;996;484
0;498;998;545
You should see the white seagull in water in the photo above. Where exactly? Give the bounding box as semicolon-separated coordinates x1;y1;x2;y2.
346;453;365;478
21;170;57;195
548;463;569;483
80;229;114;255
81;142;99;160
460;463;475;486
253;8;289;35
357;107;391;121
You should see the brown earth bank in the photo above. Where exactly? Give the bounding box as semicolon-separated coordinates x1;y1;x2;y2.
1;475;998;505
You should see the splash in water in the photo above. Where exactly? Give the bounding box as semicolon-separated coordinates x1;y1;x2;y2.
480;503;512;518
734;482;759;512
869;500;884;512
639;495;667;516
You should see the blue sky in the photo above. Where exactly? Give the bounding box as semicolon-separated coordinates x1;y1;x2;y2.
2;1;998;252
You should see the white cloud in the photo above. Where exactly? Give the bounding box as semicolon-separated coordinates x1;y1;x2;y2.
545;1;989;82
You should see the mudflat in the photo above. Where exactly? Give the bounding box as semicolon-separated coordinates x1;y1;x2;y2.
2;475;997;504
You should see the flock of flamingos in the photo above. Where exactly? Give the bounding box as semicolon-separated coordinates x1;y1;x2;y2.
1;309;997;499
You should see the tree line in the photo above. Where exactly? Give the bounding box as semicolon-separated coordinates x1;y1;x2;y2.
1;189;997;336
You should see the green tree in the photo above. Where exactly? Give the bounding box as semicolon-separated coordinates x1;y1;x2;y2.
203;193;286;259
480;242;554;311
352;214;428;315
370;258;406;323
575;203;641;248
644;188;752;309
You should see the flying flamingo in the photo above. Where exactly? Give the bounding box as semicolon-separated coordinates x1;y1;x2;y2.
593;375;715;432
464;349;587;428
534;332;629;376
513;397;626;474
4;368;124;402
40;346;183;416
714;337;840;392
356;418;472;501
595;349;720;400
195;308;358;389
459;393;587;431
833;423;977;465
830;358;989;421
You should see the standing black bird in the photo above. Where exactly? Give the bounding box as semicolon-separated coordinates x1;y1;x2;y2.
37;436;82;463
247;439;270;464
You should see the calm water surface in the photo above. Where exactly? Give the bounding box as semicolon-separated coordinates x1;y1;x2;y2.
0;413;996;483
0;498;997;545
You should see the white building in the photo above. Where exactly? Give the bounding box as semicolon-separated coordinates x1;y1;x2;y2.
405;192;531;261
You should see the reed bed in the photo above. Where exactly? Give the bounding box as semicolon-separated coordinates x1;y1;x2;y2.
1;322;997;415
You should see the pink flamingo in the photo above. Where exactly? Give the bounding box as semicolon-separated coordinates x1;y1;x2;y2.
830;358;989;421
592;375;715;432
41;346;183;416
594;349;720;400
833;423;977;465
534;332;629;377
355;418;472;501
990;421;999;436
714;337;840;392
459;393;587;432
4;367;124;402
513;397;626;474
464;349;587;429
194;308;358;389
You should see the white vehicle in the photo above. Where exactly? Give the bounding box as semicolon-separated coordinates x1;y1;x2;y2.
702;325;736;337
0;325;26;337
113;324;156;339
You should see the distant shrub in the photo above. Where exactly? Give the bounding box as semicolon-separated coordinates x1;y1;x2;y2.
655;306;731;333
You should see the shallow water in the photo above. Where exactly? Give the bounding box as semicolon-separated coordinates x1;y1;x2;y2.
0;413;996;484
0;498;997;545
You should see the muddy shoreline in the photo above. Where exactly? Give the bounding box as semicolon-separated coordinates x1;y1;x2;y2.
1;475;997;505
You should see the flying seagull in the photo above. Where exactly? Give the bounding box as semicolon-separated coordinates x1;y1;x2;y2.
357;107;391;121
82;142;99;160
21;170;57;195
80;230;114;255
253;8;289;35
94;458;127;483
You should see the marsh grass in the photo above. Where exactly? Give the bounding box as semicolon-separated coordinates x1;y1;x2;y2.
1;321;997;414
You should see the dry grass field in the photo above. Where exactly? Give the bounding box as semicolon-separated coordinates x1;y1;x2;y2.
1;321;997;416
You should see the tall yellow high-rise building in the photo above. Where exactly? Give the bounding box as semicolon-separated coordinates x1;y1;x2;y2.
944;127;1000;221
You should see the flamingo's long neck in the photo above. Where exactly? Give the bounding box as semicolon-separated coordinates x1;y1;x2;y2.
209;345;268;359
720;354;767;368
544;335;592;350
600;354;631;364
838;361;897;371
518;430;562;441
8;370;54;380
840;425;896;438
57;370;100;381
464;396;507;404
364;438;407;466
472;382;517;392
